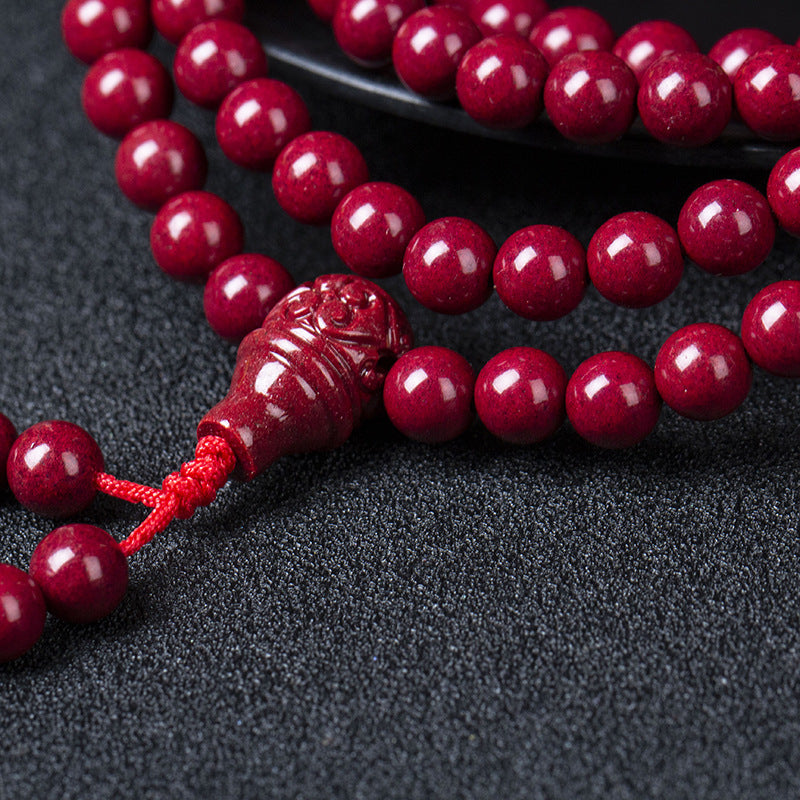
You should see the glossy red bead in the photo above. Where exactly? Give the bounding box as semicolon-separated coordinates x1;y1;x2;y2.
203;254;296;341
403;217;496;314
566;351;661;448
115;120;207;210
456;35;549;129
332;182;426;278
61;0;151;63
7;421;104;519
216;79;311;171
0;564;46;663
468;0;548;40
152;0;245;44
587;212;683;308
272;131;370;225
81;49;174;139
677;179;775;277
734;46;800;141
767;146;800;237
29;525;128;624
307;0;337;23
493;224;586;320
612;20;698;82
544;51;637;144
173;20;268;109
655;323;752;420
392;7;482;99
475;347;566;444
741;281;800;377
638;52;732;146
528;6;615;68
0;413;18;491
383;346;475;443
708;28;783;81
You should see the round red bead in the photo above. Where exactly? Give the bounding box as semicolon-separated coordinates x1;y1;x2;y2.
152;0;245;44
0;564;46;663
215;79;311;172
173;20;268;109
383;346;475;443
768;146;800;237
741;281;800;377
475;347;566;444
29;525;128;624
544;51;637;144
493;224;586;320
468;0;549;40
566;351;661;448
61;0;151;64
677;179;775;277
331;182;426;278
456;35;549;129
708;28;783;81
403;217;496;314
272;131;369;225
0;413;18;491
655;323;752;421
587;212;683;308
7;421;104;519
612;20;698;81
307;0;337;23
528;6;615;68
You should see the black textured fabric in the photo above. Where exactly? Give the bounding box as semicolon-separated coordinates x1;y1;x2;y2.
2;2;800;798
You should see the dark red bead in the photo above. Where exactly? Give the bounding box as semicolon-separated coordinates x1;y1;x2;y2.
431;0;475;11
383;346;474;443
741;281;800;377
7;421;104;519
392;7;482;99
152;0;245;44
655;323;752;420
528;6;615;68
708;28;783;81
768;146;800;237
0;564;46;663
588;212;683;308
272;131;370;225
456;35;549;129
203;254;296;341
307;0;337;23
468;0;549;40
29;525;128;624
0;413;18;491
544;51;637;144
493;224;586;320
403;217;496;314
331;182;426;278
566;351;661;448
173;20;268;109
677;179;775;277
61;0;151;64
612;20;698;81
475;347;566;444
638;52;732;146
216;79;311;172
115;120;207;211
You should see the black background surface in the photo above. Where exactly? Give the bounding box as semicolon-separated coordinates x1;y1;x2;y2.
2;1;800;798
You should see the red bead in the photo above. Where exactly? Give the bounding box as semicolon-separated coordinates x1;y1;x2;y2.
331;182;426;278
7;421;104;519
115;120;207;210
767;146;800;237
741;281;800;377
587;212;683;308
431;0;475;11
152;0;244;44
637;52;732;146
612;20;698;82
528;6;615;68
272;131;369;225
566;351;661;448
0;564;46;663
677;179;775;277
81;49;174;139
150;191;244;282
708;28;783;81
61;0;151;64
493;224;586;320
307;0;337;23
216;79;311;171
734;46;800;141
655;323;752;421
544;51;637;144
403;217;496;314
173;20;268;109
475;347;566;444
392;7;482;99
0;413;18;491
456;35;549;129
468;0;548;40
383;346;474;443
333;0;425;67
29;525;128;624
